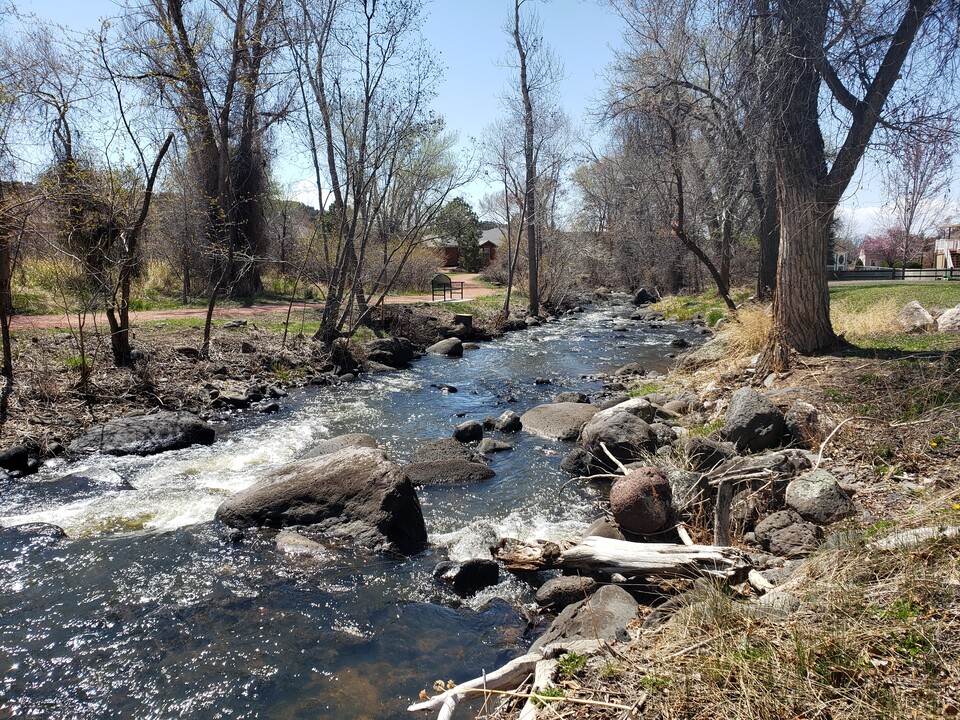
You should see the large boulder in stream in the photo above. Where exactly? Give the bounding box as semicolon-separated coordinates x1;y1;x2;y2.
69;411;216;456
520;402;598;441
426;337;464;357
215;447;427;554
301;433;379;459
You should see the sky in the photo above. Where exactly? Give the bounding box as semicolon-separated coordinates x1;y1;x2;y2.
17;0;948;235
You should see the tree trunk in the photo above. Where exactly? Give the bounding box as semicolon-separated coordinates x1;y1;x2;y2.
767;177;835;363
514;0;539;317
755;161;779;300
761;0;836;369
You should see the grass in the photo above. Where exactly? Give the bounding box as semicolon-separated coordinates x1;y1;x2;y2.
653;288;753;324
829;281;960;312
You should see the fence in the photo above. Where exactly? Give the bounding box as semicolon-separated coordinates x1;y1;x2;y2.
828;268;960;282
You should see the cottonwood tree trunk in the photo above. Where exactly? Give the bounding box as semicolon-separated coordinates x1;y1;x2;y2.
754;161;779;300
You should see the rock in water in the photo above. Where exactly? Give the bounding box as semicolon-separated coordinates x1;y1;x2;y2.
433;559;500;596
301;433;379;459
520;402;598;441
609;467;673;535
535;576;598;610
425;338;464;357
453;420;484;443
69;411;216;456
403;459;495;486
215;447;427;554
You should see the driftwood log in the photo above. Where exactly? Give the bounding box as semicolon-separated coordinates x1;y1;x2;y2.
495;536;751;580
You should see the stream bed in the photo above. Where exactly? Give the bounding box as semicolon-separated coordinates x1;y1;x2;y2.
0;305;702;719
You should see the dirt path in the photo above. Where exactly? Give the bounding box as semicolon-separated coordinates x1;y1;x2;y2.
9;273;498;332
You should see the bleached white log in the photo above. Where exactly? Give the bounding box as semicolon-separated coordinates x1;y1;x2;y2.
868;526;960;550
518;658;558;720
558;536;750;579
407;652;542;716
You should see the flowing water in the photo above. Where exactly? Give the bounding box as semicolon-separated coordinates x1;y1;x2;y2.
0;305;701;719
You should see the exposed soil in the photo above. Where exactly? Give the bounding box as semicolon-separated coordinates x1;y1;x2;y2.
0;273;500;458
7;273;497;332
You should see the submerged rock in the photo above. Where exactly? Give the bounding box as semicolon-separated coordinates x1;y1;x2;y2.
69;411;216;456
433;558;500;596
403;459;495;486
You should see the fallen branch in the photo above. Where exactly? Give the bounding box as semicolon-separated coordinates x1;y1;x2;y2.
496;536;751;580
599;442;630;474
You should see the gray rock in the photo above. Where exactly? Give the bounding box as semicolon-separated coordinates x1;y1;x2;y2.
937;305;960;333
411;439;478;463
594;397;658;423
614;363;645;377
403;459;495;486
214;447;427;554
768;522;820;557
784;400;834;449
531;585;638;651
535;576;598;610
609;467;673;535
560;448;606;477
755;510;820;557
276;530;327;557
477;438;512;455
785;470;853;524
426;337;464;357
365;336;417;367
434;558;500;596
453;420;484;443
583;517;626;540
681;436;736;471
749;590;802;620
494;410;523;433
554;392;589;404
666;468;711;513
520;402;598;441
301;433;379;459
723;388;786;452
580;411;656;462
69;411;216;456
897;301;935;333
670;337;690;348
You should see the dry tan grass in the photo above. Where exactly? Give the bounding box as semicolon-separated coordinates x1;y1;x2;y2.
716;303;773;357
831;296;900;338
480;495;960;720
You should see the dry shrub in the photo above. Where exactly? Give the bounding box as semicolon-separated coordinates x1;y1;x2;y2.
831;296;899;338
715;303;772;357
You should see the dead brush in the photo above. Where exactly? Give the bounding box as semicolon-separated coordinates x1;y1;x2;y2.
715;302;772;358
504;494;960;720
831;296;900;339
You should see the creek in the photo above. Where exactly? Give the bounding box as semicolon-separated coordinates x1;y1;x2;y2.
0;305;702;719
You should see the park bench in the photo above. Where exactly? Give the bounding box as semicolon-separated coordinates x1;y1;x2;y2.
430;273;464;301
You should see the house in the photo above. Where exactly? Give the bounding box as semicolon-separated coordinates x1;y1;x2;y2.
426;227;506;268
933;224;960;270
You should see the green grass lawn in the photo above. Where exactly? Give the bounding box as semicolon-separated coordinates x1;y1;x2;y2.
829;281;960;311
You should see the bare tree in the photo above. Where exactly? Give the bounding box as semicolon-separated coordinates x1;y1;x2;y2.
125;0;289;356
285;0;470;346
880;102;955;272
